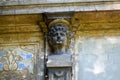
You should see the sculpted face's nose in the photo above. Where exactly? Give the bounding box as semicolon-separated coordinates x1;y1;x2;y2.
57;36;60;40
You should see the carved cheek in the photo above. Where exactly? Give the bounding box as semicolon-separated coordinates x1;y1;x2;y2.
52;37;57;42
62;36;66;41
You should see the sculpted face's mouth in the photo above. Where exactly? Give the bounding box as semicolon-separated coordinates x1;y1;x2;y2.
56;40;63;44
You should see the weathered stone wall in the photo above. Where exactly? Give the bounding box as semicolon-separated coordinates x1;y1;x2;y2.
71;11;120;80
75;36;120;80
0;10;120;80
0;14;45;80
72;11;120;36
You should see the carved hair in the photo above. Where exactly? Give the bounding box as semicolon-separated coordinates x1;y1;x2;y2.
48;24;68;36
48;19;70;36
48;19;70;28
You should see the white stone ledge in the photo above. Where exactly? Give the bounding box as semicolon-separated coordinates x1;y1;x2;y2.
0;0;117;6
0;4;120;15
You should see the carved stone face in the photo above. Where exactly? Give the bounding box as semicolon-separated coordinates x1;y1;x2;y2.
52;30;67;45
48;25;68;46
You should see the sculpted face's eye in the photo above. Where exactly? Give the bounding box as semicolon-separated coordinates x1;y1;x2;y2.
60;33;65;36
52;33;57;37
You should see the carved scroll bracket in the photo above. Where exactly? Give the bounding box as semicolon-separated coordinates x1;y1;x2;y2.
39;22;48;33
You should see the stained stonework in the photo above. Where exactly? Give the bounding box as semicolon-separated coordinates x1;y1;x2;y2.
0;10;120;80
71;11;120;37
0;14;45;80
71;11;120;80
74;36;120;80
0;44;38;79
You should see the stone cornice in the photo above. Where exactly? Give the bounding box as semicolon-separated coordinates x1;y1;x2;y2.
0;0;118;6
0;1;119;9
0;1;120;15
